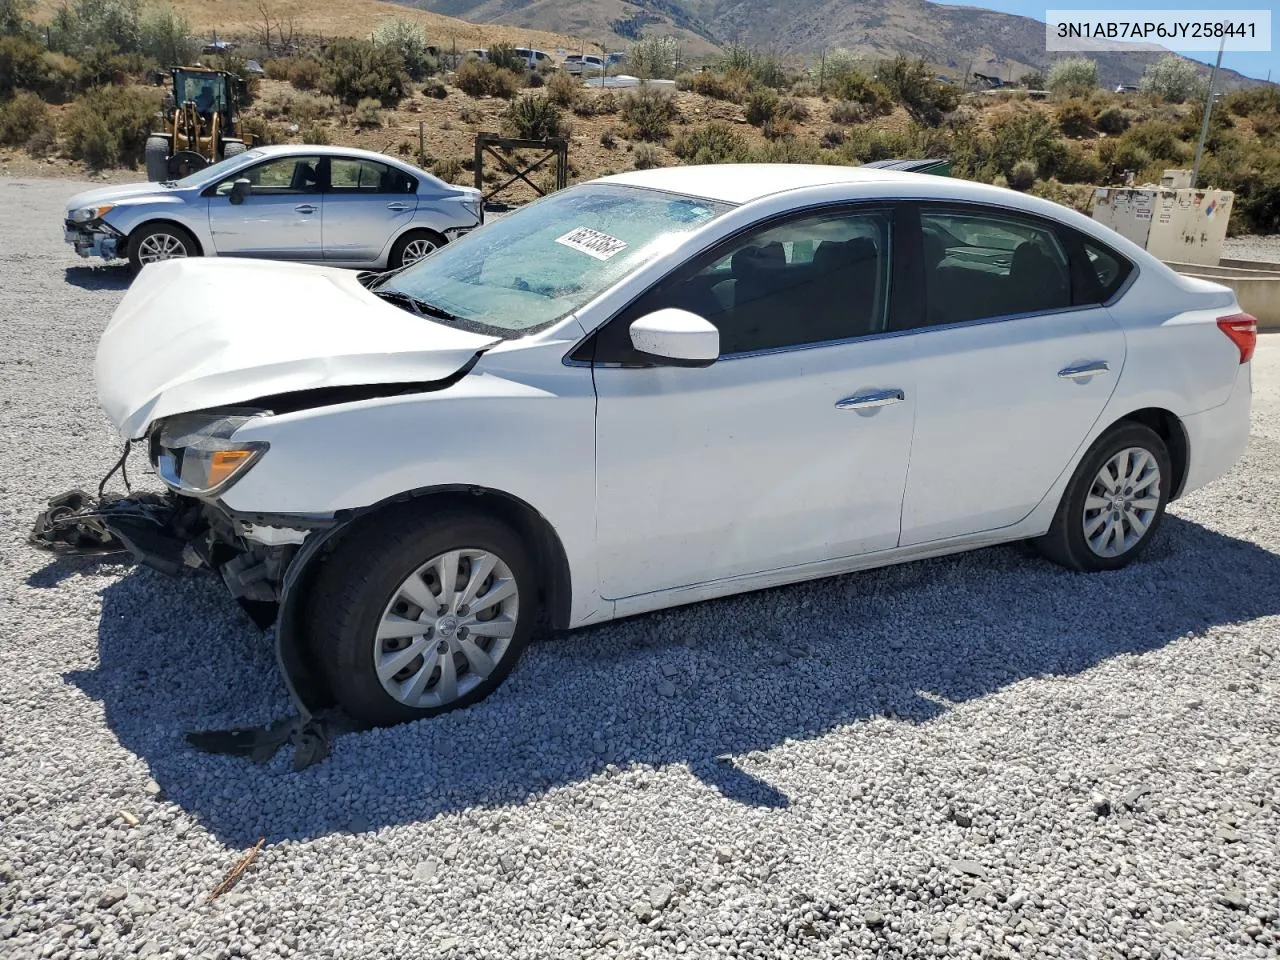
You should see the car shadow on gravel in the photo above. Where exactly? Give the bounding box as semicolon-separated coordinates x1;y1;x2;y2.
67;514;1280;845
64;264;132;290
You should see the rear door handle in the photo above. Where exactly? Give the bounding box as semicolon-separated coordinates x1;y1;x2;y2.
1058;361;1110;380
836;388;905;410
295;204;317;214
386;202;411;212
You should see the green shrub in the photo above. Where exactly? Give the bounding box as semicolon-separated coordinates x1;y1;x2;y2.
482;42;519;72
878;56;957;126
1095;106;1129;135
819;126;845;148
744;88;777;126
353;97;382;128
1202;138;1280;232
629;36;679;80
321;37;410;106
264;58;292;81
1;33;46;96
830;70;893;117
790;79;817;97
373;17;436;80
1139;55;1206;104
828;100;865;124
139;5;192;65
240;114;283;146
632;142;664;169
432;155;463;183
778;97;809;123
989;111;1067;179
1224;86;1280;119
454;57;520;98
599;128;615;148
288;57;323;91
1047;57;1098;99
684;69;744;102
299;121;330;144
1056;98;1095;137
620;85;675;140
56;0;142;56
1;0;33;35
749;137;822;164
717;45;786;89
545;70;580;107
62;83;160;167
260;89;337;122
421;78;447;99
0;89;46;146
1097;137;1151;182
1008;160;1037;191
671;120;748;163
503;93;565;139
1120;120;1182;161
1056;142;1106;184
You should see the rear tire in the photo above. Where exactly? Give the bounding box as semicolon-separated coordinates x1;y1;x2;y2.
128;222;198;273
145;135;170;182
307;505;538;727
388;229;445;270
1034;422;1172;572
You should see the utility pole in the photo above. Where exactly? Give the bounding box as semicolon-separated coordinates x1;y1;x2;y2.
1191;33;1226;190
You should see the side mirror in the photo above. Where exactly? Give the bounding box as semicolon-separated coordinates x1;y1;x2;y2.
228;178;251;205
629;308;719;367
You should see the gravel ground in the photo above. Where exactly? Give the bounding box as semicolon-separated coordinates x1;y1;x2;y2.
1222;236;1280;264
2;176;1279;960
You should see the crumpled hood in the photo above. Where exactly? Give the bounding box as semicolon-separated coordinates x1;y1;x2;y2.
96;258;500;439
66;182;171;215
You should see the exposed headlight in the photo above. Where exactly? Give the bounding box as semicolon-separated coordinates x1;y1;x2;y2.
154;410;269;496
72;204;115;223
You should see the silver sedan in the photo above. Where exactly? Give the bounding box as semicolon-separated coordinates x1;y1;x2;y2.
64;144;483;272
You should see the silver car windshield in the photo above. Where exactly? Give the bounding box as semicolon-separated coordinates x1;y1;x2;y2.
167;150;266;188
379;184;731;336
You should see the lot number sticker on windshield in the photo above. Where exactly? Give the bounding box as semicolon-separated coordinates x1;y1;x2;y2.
556;226;628;261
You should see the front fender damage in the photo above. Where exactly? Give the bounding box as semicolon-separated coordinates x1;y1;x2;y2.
30;483;348;769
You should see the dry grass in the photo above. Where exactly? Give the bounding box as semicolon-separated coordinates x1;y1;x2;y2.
29;0;577;52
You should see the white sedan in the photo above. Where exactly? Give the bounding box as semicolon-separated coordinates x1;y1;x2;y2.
86;164;1254;725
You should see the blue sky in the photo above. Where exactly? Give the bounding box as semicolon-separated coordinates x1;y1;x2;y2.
936;0;1277;81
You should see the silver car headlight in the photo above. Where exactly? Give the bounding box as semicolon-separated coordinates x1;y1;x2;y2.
153;410;270;496
72;203;115;223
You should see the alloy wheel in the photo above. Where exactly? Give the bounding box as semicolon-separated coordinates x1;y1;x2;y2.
136;233;188;264
1082;446;1162;558
373;549;519;709
400;237;436;266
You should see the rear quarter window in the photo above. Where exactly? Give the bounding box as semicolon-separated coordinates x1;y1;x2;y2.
1081;238;1134;301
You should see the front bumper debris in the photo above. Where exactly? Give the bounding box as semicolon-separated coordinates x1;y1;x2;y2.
64;218;124;260
30;483;349;768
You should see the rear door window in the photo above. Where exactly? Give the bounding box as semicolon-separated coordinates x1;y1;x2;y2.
917;208;1072;326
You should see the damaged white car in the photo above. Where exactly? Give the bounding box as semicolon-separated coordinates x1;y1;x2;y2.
36;165;1253;728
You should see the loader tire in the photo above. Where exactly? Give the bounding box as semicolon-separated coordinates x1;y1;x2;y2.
145;136;170;182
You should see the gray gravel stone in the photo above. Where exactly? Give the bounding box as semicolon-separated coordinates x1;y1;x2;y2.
1;178;1279;960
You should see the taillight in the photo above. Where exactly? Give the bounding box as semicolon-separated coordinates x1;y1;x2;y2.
1217;313;1257;364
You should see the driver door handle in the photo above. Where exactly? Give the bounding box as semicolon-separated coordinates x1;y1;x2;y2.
386;202;411;211
1058;361;1110;380
836;389;905;410
294;203;317;214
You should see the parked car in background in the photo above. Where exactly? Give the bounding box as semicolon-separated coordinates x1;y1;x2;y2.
565;53;622;75
84;164;1253;727
63;145;483;272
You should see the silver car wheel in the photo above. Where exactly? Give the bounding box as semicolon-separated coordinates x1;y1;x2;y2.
1082;446;1161;559
136;232;189;264
400;237;437;266
374;548;520;709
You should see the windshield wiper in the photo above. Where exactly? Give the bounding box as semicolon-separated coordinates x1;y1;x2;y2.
373;289;464;324
160;180;179;188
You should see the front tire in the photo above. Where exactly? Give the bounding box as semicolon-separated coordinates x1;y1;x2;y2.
388;229;445;270
307;506;538;726
128;222;198;272
223;140;247;160
1034;422;1172;572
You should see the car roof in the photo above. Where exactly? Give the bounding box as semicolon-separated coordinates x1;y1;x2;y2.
601;164;938;205
247;143;431;175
